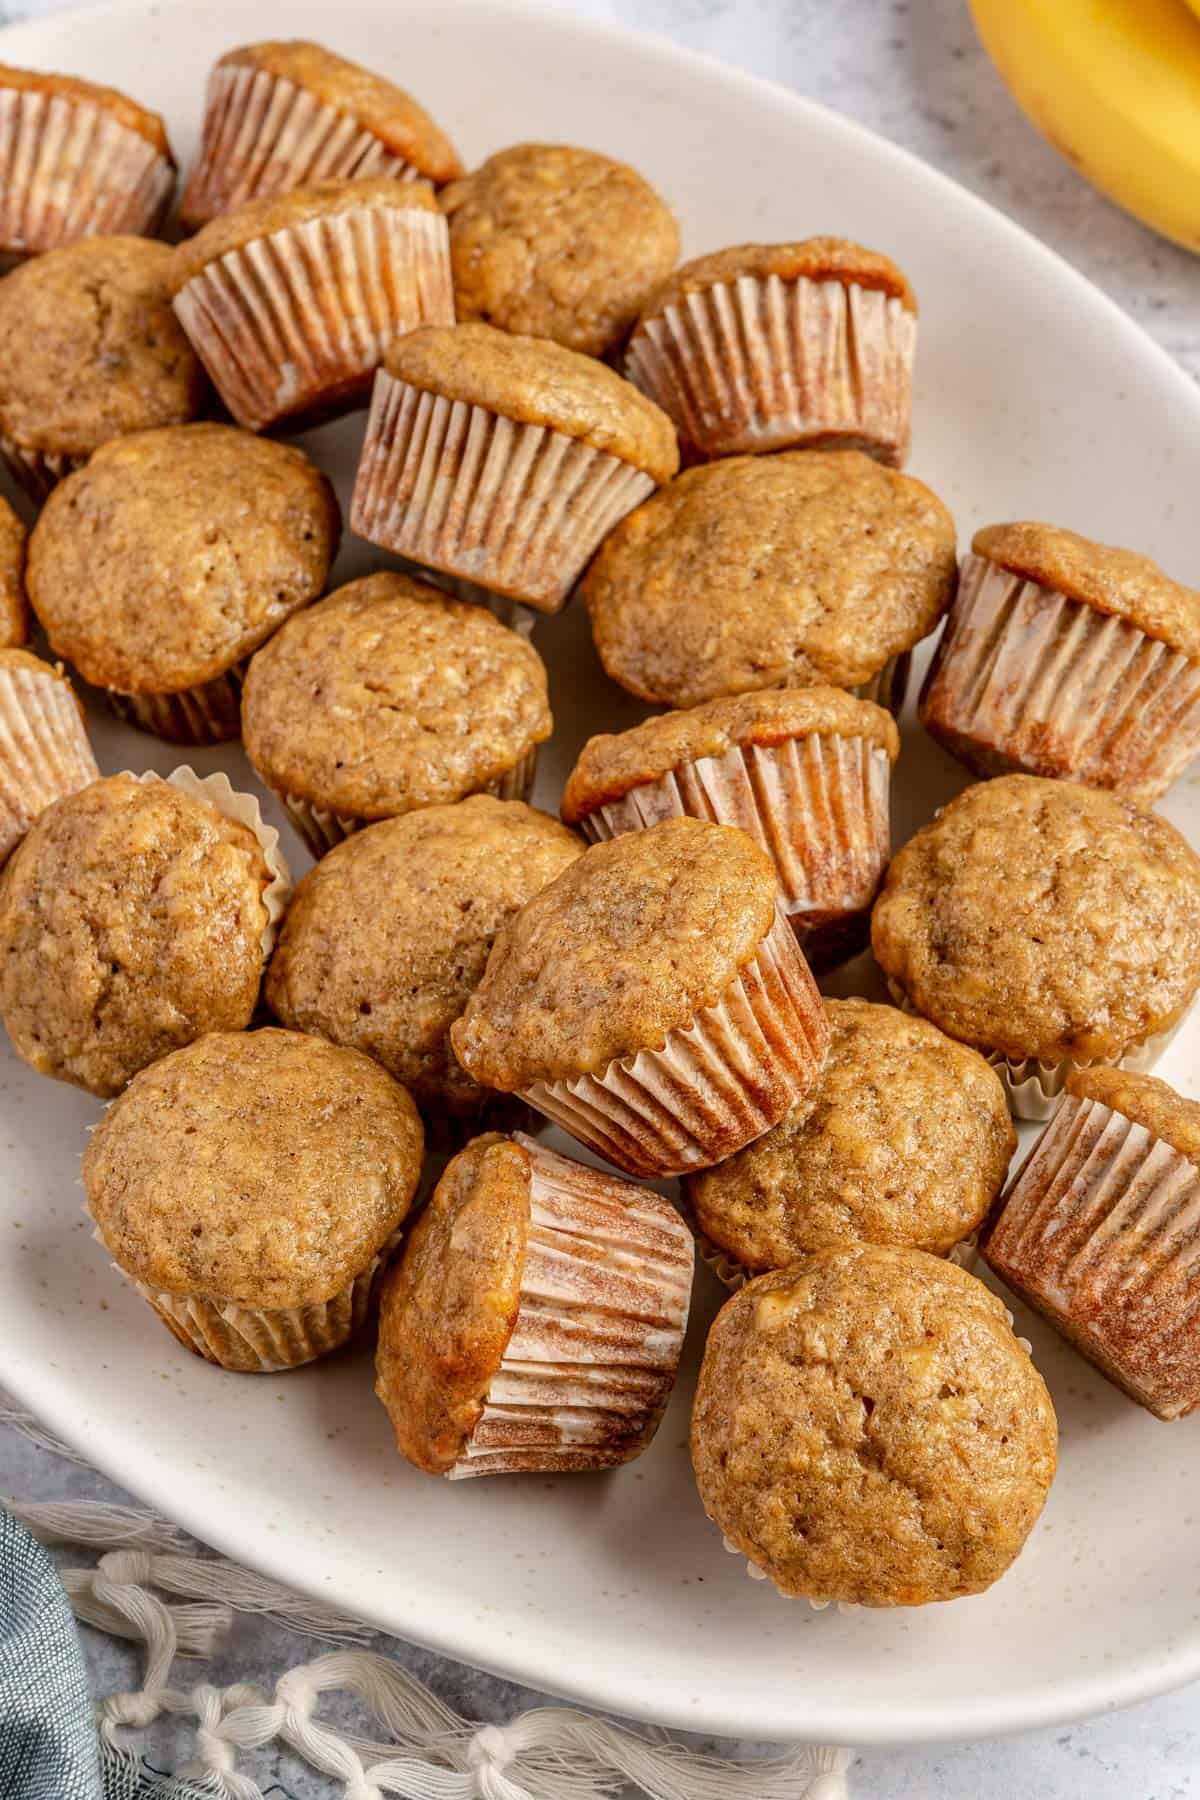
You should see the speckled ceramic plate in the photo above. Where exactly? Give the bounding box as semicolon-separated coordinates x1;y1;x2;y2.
2;0;1200;1748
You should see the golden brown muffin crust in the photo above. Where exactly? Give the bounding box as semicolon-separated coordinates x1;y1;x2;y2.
638;237;917;327
562;685;898;821
0;63;171;157
26;424;339;693
169;176;438;291
1066;1065;1200;1167
0;496;28;648
0;774;273;1098
441;142;679;358
385;322;679;484
451;816;778;1090
266;797;583;1114
685;999;1014;1269
84;1027;423;1308
872;775;1200;1065
583;451;957;707
691;1247;1057;1606
242;573;551;818
0;237;206;458
376;1133;530;1473
221;42;461;182
973;522;1200;662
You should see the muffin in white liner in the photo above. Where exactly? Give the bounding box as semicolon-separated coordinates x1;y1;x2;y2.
921;527;1200;802
983;1067;1200;1420
170;178;454;434
562;685;898;971
626;238;917;466
376;1131;694;1477
351;322;679;615
0;650;98;865
107;660;248;747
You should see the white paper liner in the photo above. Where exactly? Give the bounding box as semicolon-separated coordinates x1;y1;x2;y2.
0;87;173;255
107;660;247;746
129;765;292;957
625;276;916;465
920;554;1200;802
0;662;98;863
984;1092;1200;1418
0;433;81;503
854;651;910;717
351;373;658;614
578;733;891;968
448;1135;694;1477
521;906;828;1179
173;206;453;433
180;64;419;231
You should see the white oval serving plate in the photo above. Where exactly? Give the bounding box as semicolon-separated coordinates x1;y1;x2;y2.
2;0;1200;1747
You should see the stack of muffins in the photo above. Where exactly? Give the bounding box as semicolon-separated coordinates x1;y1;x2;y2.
0;34;1198;1617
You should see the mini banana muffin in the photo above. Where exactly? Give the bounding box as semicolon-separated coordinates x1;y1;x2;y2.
0;649;98;866
376;1130;693;1476
181;39;462;231
266;796;583;1124
872;774;1200;1116
626;237;917;465
440;142;679;358
26;424;339;745
0;65;174;256
685;999;1015;1285
0;771;286;1097
583;450;957;710
691;1246;1057;1606
451;816;829;1177
984;1067;1200;1420
562;685;899;968
352;322;679;614
921;522;1200;802
84;1028;424;1372
0;496;28;647
242;572;552;857
0;236;207;499
171;179;453;432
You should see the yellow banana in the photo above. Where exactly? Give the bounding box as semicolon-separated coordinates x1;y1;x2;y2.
969;0;1200;253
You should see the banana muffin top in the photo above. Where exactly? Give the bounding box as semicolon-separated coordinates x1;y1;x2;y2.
1065;1065;1200;1165
583;450;957;707
440;142;679;358
0;63;172;155
691;1246;1057;1606
84;1027;424;1309
872;775;1200;1065
266;796;583;1116
242;572;551;819
26;424;339;694
0;237;205;461
0;496;27;647
636;236;917;326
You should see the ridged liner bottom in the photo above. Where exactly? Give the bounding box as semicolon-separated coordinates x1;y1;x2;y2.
578;733;891;969
0;663;97;862
351;373;658;614
173;206;454;433
277;744;541;860
180;64;417;230
625;277;916;465
920;554;1200;802
449;1134;694;1477
854;650;910;717
0;434;82;503
107;661;247;746
0;87;173;254
523;906;829;1178
983;1093;1200;1419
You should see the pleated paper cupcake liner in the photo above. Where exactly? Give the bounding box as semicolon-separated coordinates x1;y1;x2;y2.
351;372;658;614
130;765;292;957
181;63;418;231
0;88;173;255
523;906;829;1179
0;433;82;503
276;745;541;860
578;733;891;970
0;661;98;863
920;553;1200;802
625;276;916;466
983;1092;1200;1418
449;1134;694;1477
173;206;454;433
854;650;910;717
106;660;247;746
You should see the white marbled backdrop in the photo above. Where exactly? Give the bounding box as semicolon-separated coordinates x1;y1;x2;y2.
3;0;1200;1796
